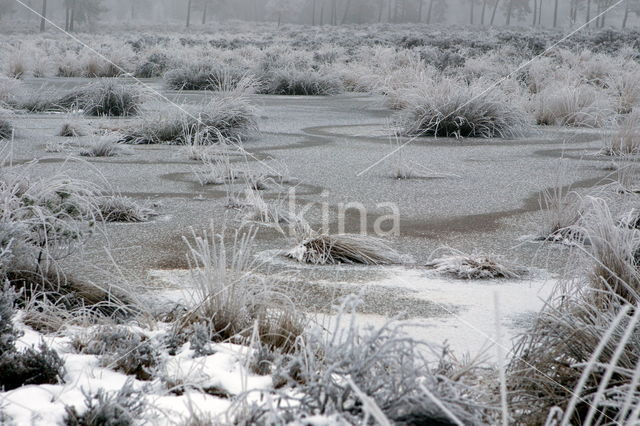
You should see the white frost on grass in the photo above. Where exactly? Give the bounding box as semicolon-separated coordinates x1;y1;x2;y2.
1;319;270;425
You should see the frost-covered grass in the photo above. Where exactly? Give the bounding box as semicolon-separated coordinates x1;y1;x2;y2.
426;248;525;279
0;118;12;140
258;69;343;96
165;62;249;91
287;232;401;265
121;91;257;145
509;197;640;425
534;84;612;128
398;78;528;139
602;112;640;156
11;81;140;117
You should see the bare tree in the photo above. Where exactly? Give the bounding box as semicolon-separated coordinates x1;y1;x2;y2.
490;0;500;24
39;0;47;32
553;0;559;26
186;0;192;27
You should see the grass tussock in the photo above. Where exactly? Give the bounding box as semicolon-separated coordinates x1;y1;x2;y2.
0;119;12;140
426;248;525;279
602;112;640;156
172;225;305;353
79;138;128;157
121;93;257;145
165;63;249;91
535;84;612;128
96;196;157;223
399;79;528;139
287;232;401;265
508;197;640;425
258;69;342;96
58;122;86;138
11;81;140;117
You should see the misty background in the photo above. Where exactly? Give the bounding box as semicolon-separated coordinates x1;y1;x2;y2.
0;0;639;31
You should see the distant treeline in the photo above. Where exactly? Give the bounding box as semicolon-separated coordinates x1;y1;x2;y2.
2;0;639;31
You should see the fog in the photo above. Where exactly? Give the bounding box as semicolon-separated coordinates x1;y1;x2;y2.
2;0;638;30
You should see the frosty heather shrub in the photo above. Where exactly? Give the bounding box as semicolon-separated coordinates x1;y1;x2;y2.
63;381;144;426
74;326;162;380
134;52;171;78
79;138;129;158
399;78;528;139
0;342;65;391
0;283;64;391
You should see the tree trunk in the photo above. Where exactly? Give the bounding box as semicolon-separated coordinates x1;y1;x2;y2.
341;0;352;24
481;0;487;25
39;0;47;32
538;0;542;25
64;5;69;31
417;0;424;22
426;0;434;24
532;0;537;26
623;0;630;28
490;0;499;25
312;0;316;25
470;0;475;24
506;0;513;25
553;0;559;27
586;0;591;26
186;0;192;27
69;0;76;32
320;1;324;25
202;0;208;24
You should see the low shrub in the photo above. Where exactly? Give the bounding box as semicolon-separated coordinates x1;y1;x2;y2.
63;381;144;426
73;326;161;380
0;283;64;392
